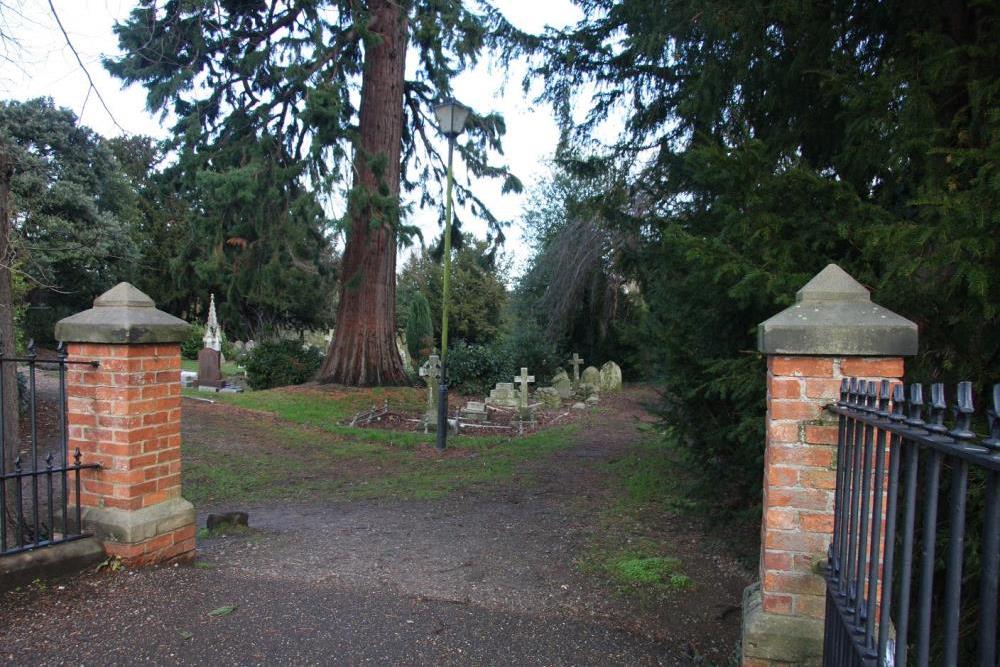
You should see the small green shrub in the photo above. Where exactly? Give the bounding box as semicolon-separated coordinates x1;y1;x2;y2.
405;292;434;371
181;324;205;360
243;339;322;390
500;323;560;381
446;341;515;395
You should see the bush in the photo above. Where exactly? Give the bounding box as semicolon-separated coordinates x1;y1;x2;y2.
243;339;322;390
445;341;515;395
181;323;204;360
405;292;434;371
500;323;561;382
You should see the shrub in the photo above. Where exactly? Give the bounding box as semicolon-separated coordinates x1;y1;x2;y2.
243;339;322;390
500;323;561;382
405;291;434;370
181;323;204;360
445;341;515;395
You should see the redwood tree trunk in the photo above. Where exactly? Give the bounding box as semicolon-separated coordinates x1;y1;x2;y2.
320;0;408;386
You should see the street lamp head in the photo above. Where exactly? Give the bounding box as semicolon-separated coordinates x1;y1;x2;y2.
434;98;471;139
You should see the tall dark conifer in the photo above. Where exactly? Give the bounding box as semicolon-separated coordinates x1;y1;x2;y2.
535;0;1000;504
107;0;526;385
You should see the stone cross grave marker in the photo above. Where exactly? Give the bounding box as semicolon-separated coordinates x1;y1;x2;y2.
514;366;535;419
515;367;535;409
419;353;441;417
569;353;584;389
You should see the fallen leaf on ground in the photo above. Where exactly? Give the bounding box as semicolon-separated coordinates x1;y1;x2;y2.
208;605;237;617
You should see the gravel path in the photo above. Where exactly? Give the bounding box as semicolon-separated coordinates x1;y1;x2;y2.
0;387;750;666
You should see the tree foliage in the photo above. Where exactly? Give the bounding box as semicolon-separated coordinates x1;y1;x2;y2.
0;98;141;339
107;0;528;384
404;290;434;370
399;240;509;347
537;0;1000;507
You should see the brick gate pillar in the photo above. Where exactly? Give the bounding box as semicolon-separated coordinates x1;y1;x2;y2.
741;265;917;666
55;283;195;566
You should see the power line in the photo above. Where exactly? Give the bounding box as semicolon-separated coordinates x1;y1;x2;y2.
46;0;127;135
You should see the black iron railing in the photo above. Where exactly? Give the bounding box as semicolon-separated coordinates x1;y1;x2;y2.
824;378;1000;666
0;342;100;557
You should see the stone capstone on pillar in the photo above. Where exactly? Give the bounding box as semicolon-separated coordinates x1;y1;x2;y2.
55;283;196;566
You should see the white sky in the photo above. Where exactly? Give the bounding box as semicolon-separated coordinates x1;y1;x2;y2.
0;0;587;278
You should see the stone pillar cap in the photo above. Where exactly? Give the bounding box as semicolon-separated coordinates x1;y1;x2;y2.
758;264;918;356
55;282;191;344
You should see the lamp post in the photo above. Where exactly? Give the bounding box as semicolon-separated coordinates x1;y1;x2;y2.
433;98;471;451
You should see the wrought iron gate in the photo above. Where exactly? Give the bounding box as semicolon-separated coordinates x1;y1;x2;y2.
0;342;99;557
824;378;1000;666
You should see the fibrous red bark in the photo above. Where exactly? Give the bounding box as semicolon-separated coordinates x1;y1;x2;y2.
319;0;408;386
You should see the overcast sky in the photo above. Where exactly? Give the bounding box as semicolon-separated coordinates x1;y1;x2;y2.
1;0;587;277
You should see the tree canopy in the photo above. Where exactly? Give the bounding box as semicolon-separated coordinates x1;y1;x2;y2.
107;0;527;384
532;0;1000;504
0;98;141;337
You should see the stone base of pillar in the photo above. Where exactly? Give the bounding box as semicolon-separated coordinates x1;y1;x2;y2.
82;497;196;566
741;583;823;667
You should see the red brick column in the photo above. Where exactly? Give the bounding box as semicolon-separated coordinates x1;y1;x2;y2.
66;343;193;564
759;356;903;622
743;264;917;666
56;283;194;566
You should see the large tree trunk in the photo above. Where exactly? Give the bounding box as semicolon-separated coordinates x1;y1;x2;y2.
0;146;20;522
320;0;408;386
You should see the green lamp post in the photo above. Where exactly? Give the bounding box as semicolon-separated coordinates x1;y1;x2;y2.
433;98;471;451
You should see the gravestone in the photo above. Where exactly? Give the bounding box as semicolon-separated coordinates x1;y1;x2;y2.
419;354;441;418
515;367;536;420
197;347;223;389
514;367;535;409
535;387;561;409
568;353;585;390
581;365;600;386
245;339;256;353
577;382;599;401
552;369;573;399
599;361;623;392
460;400;487;423
203;293;222;353
180;370;197;388
486;382;519;408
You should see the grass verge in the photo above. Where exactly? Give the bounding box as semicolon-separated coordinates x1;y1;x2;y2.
181;385;578;507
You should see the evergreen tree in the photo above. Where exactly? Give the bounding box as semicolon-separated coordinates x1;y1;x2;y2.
405;291;433;370
0;98;141;340
107;0;526;385
538;0;1000;506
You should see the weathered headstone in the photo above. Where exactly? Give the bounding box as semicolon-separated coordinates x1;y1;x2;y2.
203;293;222;353
552;369;573;399
569;353;584;390
581;365;600;386
486;382;519;408
197;347;223;389
180;370;197;388
419;354;441;418
535;387;561;409
460;400;487;423
245;339;256;352
599;361;623;392
577;382;599;400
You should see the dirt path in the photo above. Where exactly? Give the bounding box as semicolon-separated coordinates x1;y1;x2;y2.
0;387;751;666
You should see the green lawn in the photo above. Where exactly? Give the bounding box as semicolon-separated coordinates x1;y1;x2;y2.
181;385;577;506
181;358;243;376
